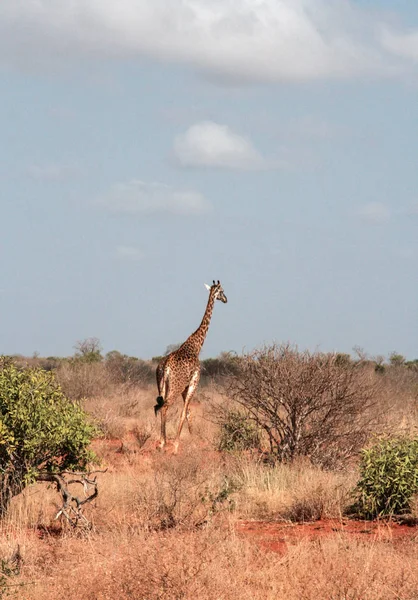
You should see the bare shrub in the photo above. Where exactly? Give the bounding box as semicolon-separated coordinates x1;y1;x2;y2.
132;423;152;448
226;344;378;468
132;452;237;530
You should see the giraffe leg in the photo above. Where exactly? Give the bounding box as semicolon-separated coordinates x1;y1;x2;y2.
158;404;169;450
173;373;199;454
181;389;193;434
186;407;193;434
173;400;191;455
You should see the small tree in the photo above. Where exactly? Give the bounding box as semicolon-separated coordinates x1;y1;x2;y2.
74;337;103;363
0;358;98;519
226;344;377;468
389;352;406;367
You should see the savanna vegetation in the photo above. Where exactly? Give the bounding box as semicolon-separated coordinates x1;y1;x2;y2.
0;339;417;599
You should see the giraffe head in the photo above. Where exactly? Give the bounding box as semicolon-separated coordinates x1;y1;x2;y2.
204;280;228;303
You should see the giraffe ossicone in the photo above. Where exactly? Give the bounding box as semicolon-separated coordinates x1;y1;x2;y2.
155;280;227;453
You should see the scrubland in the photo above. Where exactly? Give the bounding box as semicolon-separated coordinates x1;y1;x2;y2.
1;349;417;599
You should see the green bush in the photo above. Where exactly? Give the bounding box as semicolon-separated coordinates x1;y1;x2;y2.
218;411;261;453
0;358;98;516
353;436;418;519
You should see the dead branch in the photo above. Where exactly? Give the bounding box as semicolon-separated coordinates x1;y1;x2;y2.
37;469;107;528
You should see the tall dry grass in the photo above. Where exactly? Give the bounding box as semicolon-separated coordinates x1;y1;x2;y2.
0;360;417;599
227;454;356;520
2;521;417;600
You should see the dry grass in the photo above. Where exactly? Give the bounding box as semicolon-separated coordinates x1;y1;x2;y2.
83;383;216;447
223;454;356;521
377;367;418;436
0;370;417;599
4;441;416;600
1;521;417;600
83;384;156;440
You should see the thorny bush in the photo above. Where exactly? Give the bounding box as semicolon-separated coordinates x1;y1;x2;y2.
225;344;378;468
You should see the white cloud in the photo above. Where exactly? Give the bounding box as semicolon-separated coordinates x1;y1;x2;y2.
173;121;276;170
99;180;211;216
358;202;391;224
0;1;411;82
116;246;144;261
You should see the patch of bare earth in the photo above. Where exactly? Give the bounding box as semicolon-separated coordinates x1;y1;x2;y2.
236;518;418;555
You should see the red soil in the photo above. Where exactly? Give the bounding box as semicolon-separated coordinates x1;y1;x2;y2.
236;518;418;554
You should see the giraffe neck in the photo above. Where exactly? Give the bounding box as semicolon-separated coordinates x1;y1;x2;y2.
185;292;215;356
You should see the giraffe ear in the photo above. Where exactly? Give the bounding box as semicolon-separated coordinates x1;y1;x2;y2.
204;283;211;291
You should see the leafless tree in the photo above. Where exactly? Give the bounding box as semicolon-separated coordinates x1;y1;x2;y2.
37;469;106;529
225;343;378;468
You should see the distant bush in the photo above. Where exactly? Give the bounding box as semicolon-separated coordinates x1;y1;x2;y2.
105;351;154;386
389;352;406;368
201;352;241;380
405;359;418;372
56;360;111;400
151;355;164;363
352;436;418;519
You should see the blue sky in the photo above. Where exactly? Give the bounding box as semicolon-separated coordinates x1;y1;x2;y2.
0;1;417;360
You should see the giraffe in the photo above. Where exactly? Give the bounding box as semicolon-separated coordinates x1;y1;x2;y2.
154;280;227;453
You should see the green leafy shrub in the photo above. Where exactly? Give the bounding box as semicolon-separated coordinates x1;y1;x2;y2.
0;357;98;516
218;411;261;453
353;436;418;519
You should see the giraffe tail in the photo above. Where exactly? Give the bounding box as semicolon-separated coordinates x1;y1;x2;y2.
154;395;165;416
